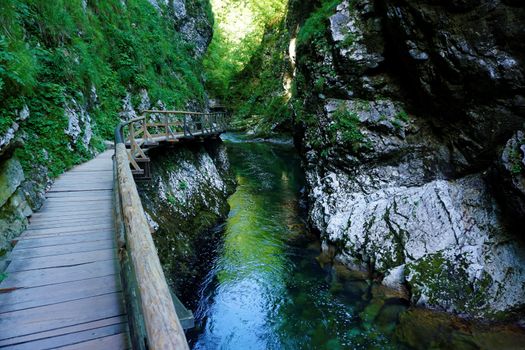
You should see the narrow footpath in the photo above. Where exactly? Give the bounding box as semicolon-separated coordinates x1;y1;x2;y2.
0;151;129;350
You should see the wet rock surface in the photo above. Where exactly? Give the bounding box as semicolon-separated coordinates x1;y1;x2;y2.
292;0;525;317
137;140;235;299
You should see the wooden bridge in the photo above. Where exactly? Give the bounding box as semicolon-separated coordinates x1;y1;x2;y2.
0;111;227;349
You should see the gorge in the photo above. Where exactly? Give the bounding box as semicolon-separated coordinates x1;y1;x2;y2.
0;0;524;349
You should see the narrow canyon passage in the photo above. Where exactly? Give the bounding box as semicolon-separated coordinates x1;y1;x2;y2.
179;134;524;350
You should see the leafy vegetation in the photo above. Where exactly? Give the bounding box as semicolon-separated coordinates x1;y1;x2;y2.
296;0;341;48
1;0;210;177
226;18;292;135
204;0;287;101
329;105;365;152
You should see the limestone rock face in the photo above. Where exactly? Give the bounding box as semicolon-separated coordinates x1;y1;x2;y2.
0;105;29;157
292;0;525;317
137;140;235;295
64;98;92;150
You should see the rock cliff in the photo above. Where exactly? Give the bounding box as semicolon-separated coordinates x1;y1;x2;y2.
291;0;525;318
136;140;235;300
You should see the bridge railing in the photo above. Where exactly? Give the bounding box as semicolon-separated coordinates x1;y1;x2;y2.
113;110;227;349
118;111;228;177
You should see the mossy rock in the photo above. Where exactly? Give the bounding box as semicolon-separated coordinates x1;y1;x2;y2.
406;252;493;315
0;157;24;208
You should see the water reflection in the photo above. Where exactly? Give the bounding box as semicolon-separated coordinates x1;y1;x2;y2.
187;134;525;350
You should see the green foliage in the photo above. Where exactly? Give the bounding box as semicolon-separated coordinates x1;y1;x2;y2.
226;18;292;135
0;272;6;283
329;104;365;152
296;0;341;47
204;0;288;100
396;110;410;122
1;0;208;178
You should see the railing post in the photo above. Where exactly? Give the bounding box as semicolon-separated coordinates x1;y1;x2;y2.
164;115;169;140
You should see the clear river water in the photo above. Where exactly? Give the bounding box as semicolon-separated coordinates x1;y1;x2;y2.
185;134;525;350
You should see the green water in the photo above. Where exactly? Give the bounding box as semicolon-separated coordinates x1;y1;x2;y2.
186;134;525;350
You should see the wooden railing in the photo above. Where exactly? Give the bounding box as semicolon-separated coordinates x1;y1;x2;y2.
118;111;228;178
113;110;227;349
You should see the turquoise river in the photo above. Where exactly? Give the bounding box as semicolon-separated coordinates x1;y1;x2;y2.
184;134;525;350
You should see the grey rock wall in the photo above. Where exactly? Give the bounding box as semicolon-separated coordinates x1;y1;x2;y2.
137;140;235;297
292;0;525;318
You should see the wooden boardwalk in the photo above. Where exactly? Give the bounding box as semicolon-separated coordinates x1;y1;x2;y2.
0;151;129;349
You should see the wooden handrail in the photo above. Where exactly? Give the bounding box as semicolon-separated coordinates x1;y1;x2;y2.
113;110;228;349
115;144;189;350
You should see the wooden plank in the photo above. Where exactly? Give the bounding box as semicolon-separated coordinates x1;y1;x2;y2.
13;231;112;249
23;223;114;236
48;186;113;193
0;293;126;340
27;217;113;230
28;216;113;227
6;249;116;273
30;209;112;220
37;201;112;208
46;190;112;198
52;181;113;187
10;240;115;259
17;230;113;243
52;178;113;184
67;169;113;173
54;177;113;182
0;260;118;289
55;333;129;350
28;218;113;228
42;197;112;203
2;323;128;350
30;212;113;220
51;182;113;188
0;275;121;313
0;316;125;348
42;196;112;202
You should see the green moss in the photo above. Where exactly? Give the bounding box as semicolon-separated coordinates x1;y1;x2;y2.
509;149;523;175
407;252;494;315
167;194;177;206
178;181;188;191
396;110;410;122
